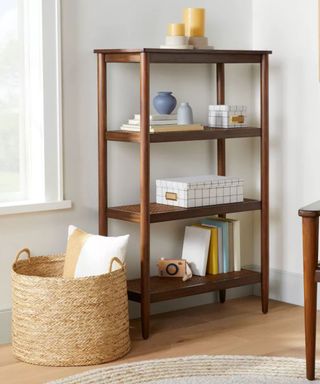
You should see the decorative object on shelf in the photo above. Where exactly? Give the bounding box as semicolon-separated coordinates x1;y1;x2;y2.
177;102;194;124
183;8;214;49
157;258;192;281
165;23;188;47
160;8;213;49
184;8;205;37
188;36;213;50
160;23;193;49
167;23;185;36
12;248;130;366
208;105;248;128
153;91;177;114
63;225;129;278
164;35;188;47
156;174;244;208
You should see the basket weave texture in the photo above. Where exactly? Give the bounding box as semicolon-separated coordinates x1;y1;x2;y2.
11;249;131;367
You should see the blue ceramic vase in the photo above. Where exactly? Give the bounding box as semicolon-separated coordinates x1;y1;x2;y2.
177;102;193;124
153;92;177;114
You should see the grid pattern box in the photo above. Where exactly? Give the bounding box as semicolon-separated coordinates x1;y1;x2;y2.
208;105;247;128
156;175;244;208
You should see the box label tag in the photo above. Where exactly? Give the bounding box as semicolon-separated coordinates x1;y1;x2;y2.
165;192;178;201
230;115;245;124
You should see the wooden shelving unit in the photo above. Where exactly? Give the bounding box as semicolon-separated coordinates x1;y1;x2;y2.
94;48;271;339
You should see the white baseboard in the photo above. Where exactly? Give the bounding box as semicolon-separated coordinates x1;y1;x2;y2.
251;265;307;307
0;309;11;345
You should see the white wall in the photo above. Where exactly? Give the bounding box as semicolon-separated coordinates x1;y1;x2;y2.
0;0;256;343
252;0;320;304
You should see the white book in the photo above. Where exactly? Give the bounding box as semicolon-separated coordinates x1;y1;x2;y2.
182;226;211;276
134;114;177;121
121;125;142;132
128;119;177;125
120;124;203;133
230;219;241;271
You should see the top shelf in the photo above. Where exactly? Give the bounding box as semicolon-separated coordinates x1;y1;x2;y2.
106;127;261;143
94;48;272;64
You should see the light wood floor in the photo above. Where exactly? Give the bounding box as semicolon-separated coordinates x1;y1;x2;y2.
0;296;316;384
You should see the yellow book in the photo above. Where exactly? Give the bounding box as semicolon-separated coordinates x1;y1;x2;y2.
206;227;219;275
192;224;218;275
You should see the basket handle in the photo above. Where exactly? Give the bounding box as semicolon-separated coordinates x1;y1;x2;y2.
14;248;31;265
109;257;125;273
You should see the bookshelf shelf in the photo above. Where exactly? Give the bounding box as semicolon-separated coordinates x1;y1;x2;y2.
128;270;261;303
107;199;261;224
93;48;271;64
95;48;271;339
106;127;261;143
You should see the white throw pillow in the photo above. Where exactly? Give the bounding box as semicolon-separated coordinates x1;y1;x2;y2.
63;225;129;278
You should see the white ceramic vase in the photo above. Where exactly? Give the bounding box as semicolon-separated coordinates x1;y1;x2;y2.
177;102;193;124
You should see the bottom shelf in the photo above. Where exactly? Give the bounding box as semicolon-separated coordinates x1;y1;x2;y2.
127;269;261;303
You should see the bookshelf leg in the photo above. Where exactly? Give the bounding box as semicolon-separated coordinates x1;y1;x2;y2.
97;53;108;236
219;290;226;303
217;63;227;307
260;53;269;314
141;298;150;339
302;217;318;380
140;52;150;339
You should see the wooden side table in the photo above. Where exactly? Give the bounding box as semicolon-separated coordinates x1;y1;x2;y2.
299;201;320;380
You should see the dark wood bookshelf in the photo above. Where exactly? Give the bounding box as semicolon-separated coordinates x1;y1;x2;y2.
128;269;261;303
95;48;271;339
106;127;261;143
107;199;261;224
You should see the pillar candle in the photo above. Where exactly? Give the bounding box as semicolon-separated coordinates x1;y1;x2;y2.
167;23;185;36
183;8;205;37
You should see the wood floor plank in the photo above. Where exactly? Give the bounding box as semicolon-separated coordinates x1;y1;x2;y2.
0;297;317;384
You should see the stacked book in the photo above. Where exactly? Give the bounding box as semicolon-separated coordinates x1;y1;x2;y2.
120;114;203;133
181;217;241;276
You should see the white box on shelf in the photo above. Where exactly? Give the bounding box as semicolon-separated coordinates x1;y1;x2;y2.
208;105;247;128
156;175;244;208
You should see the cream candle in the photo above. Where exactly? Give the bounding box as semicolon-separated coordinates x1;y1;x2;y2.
167;23;185;36
183;8;205;37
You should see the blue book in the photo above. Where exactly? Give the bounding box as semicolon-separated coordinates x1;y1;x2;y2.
201;218;229;273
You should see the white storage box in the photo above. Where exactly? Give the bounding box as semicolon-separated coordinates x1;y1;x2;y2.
156;175;244;208
208;105;247;128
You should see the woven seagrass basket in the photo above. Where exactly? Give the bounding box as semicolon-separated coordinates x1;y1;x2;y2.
11;248;130;367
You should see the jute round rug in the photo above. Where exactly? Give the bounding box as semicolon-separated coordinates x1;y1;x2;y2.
47;355;320;383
